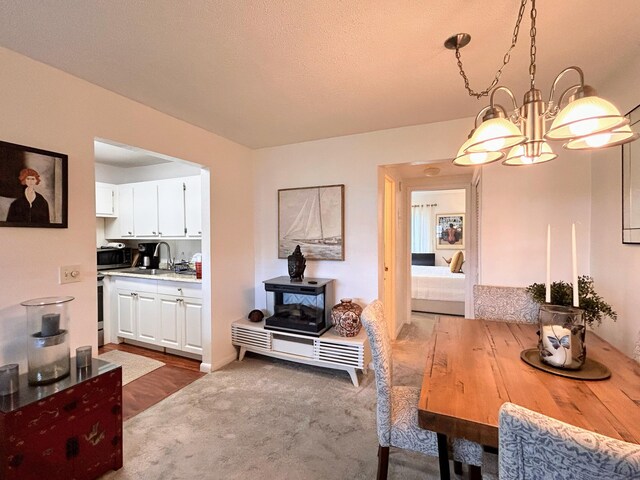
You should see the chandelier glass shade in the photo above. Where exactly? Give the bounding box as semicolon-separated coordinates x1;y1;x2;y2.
453;135;505;166
503;141;557;166
447;0;637;167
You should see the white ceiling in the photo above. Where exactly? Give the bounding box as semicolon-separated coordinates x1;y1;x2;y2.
0;1;639;149
94;141;173;168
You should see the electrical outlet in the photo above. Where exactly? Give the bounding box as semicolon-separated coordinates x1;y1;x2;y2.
59;265;82;284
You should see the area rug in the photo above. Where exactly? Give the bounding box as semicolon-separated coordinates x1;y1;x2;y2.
97;350;165;385
102;320;498;480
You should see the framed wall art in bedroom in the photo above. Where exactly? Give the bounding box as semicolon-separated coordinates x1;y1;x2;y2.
278;184;344;260
436;213;464;249
0;140;68;228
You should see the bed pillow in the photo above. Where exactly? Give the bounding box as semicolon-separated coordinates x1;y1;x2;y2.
450;251;464;273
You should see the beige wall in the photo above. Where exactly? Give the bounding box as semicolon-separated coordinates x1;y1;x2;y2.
590;55;640;356
0;47;254;371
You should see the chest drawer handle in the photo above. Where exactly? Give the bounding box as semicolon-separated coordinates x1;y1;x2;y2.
63;400;77;412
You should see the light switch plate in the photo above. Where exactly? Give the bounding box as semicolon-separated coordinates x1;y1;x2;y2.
59;265;82;284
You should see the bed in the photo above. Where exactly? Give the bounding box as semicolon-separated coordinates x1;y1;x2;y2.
411;254;466;315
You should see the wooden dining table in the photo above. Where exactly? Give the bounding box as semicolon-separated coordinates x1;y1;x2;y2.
418;317;640;479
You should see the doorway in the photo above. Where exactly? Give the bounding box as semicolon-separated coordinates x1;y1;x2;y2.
410;188;467;317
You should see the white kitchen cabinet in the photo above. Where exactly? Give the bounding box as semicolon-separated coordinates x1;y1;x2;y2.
112;277;202;356
158;295;182;349
133;182;159;237
96;182;117;217
106;185;135;238
157;179;186;237
184;176;202;238
115;286;160;345
115;289;136;339
158;294;202;354
104;176;202;240
182;297;203;354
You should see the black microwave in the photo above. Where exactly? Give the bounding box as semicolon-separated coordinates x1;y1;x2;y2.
97;248;132;270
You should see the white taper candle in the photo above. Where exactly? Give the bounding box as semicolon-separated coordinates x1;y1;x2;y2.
572;223;579;307
546;224;551;303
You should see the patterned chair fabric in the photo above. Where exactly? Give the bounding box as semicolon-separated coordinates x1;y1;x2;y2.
473;285;540;323
499;402;640;480
360;300;483;466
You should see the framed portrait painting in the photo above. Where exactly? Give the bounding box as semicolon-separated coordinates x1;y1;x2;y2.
278;184;344;260
436;213;464;249
0;141;68;228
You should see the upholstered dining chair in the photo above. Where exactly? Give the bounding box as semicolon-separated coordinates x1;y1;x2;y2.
499;402;640;480
473;285;539;323
360;300;484;480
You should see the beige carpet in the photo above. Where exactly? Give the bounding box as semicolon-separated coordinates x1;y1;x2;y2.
101;314;497;479
97;350;165;385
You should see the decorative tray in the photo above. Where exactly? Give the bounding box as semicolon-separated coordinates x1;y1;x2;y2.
520;348;611;381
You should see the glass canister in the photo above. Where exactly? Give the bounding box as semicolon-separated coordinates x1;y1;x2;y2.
21;296;74;385
538;304;586;370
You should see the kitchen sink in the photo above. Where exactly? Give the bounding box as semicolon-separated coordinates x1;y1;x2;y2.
115;267;172;275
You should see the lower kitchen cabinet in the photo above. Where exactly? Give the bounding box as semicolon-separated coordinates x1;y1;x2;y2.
0;361;122;480
112;277;202;356
158;295;203;355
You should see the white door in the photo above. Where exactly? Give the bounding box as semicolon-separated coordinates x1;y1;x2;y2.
184;176;202;238
134;182;159;237
158;179;186;237
116;290;136;339
158;295;182;349
182;297;203;354
383;176;397;338
136;291;159;344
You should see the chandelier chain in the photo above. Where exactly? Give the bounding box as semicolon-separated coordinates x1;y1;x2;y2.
529;0;537;88
454;0;528;98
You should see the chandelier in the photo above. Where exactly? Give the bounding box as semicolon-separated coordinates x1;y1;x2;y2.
448;0;638;167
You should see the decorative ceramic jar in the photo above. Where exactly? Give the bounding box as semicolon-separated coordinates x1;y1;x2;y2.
331;299;363;337
287;245;306;282
537;304;585;370
21;296;74;385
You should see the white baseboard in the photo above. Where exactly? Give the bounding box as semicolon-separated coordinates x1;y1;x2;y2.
199;362;212;373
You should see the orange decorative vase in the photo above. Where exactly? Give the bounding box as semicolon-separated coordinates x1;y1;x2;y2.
331;299;363;337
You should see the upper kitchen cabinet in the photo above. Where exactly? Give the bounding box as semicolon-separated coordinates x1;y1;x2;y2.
157;179;186;237
133;182;160;237
184;176;202;238
95;182;117;217
103;176;202;240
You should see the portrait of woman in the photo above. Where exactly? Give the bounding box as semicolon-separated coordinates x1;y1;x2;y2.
6;168;50;224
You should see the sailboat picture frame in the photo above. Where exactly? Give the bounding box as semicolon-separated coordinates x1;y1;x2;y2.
278;184;345;260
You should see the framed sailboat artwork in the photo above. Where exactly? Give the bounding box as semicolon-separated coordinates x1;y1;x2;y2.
278;184;345;260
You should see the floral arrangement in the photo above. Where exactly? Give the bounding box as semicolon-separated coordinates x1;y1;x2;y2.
526;275;617;327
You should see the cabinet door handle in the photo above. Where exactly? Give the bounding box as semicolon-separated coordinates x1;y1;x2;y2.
152;231;157;234
158;232;162;235
178;288;183;293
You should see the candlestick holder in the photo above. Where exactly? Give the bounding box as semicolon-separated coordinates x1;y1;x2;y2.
21;296;74;385
538;304;585;370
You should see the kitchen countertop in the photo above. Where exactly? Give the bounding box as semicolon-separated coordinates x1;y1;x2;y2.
102;268;201;283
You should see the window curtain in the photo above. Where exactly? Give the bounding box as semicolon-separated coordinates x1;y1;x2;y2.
411;204;435;252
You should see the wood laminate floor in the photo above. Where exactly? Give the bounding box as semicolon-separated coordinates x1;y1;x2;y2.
99;343;205;421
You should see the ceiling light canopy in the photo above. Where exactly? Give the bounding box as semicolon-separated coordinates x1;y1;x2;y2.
446;0;637;168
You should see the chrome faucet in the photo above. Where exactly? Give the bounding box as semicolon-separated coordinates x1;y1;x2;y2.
153;242;174;270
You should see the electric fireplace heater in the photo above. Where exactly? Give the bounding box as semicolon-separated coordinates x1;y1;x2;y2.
263;276;334;336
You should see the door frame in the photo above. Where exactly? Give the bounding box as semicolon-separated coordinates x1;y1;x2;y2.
402;174;477;320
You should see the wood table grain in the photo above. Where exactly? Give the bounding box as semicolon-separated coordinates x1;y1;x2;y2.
418;317;640;450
